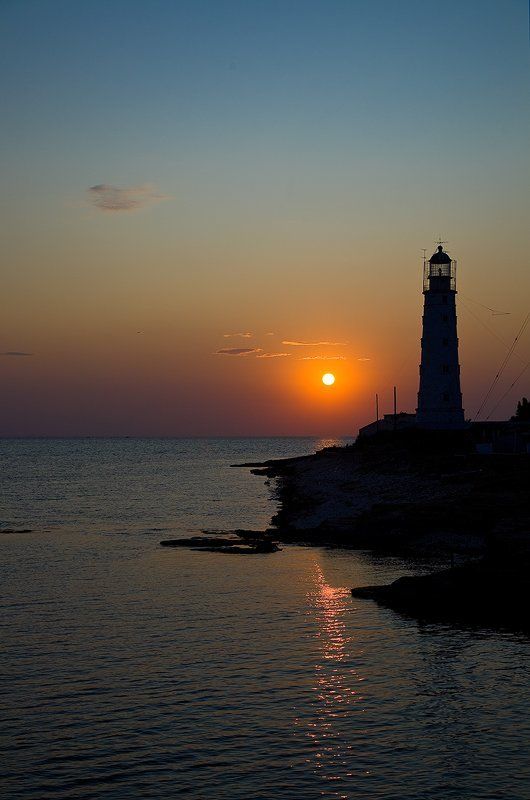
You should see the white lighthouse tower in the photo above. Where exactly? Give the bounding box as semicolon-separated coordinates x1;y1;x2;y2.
416;244;466;429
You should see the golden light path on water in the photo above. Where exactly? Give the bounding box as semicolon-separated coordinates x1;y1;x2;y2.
296;561;368;796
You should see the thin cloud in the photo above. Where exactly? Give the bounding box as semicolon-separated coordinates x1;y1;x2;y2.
265;332;275;336
257;352;291;359
215;347;262;356
1;351;33;357
300;355;346;361
87;183;171;212
357;357;371;361
282;340;348;347
223;332;253;339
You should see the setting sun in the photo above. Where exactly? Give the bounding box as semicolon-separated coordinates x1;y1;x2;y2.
322;373;336;386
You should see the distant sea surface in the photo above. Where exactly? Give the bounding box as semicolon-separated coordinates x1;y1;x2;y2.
1;438;529;800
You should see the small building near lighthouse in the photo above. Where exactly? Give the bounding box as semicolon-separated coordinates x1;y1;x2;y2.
416;245;466;429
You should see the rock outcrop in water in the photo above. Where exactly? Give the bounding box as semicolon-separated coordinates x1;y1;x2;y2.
351;555;530;631
160;531;281;554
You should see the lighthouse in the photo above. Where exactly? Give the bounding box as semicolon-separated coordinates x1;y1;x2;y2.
416;245;465;429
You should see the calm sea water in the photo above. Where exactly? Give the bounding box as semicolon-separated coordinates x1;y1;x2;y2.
1;438;529;800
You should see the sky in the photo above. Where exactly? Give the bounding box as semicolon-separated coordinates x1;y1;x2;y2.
1;0;529;436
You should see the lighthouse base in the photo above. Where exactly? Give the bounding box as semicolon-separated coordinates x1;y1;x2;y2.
416;409;467;430
358;410;468;438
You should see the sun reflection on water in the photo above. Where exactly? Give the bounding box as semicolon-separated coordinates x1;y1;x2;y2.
296;561;367;795
315;437;347;452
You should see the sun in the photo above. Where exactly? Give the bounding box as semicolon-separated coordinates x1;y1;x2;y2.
322;372;335;386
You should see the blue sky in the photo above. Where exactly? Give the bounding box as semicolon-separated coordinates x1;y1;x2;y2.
2;0;528;183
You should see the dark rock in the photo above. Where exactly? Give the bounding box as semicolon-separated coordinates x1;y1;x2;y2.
352;559;530;630
1;528;33;534
160;533;281;554
160;536;240;548
193;542;281;555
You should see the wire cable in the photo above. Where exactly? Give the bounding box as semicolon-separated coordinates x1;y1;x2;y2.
461;294;510;316
459;299;527;368
459;299;510;348
485;361;530;420
474;313;530;421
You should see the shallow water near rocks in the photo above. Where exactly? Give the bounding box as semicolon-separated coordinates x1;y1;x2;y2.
1;438;529;799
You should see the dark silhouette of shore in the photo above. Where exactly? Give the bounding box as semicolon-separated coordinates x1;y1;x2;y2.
237;428;530;630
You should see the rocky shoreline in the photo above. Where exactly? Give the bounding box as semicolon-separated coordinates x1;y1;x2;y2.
238;430;530;630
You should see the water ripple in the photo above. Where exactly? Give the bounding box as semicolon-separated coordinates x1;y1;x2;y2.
1;440;529;798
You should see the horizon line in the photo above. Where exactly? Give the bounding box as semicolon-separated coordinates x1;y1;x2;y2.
0;433;356;440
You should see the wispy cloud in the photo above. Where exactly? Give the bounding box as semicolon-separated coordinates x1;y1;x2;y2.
300;355;346;361
87;183;171;212
257;352;291;358
1;351;33;357
223;332;253;339
215;347;262;356
357;357;371;361
282;340;348;347
265;332;275;336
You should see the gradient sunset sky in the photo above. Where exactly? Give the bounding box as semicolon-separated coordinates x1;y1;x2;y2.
1;0;529;436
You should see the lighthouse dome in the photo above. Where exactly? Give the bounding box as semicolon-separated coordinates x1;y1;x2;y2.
429;245;451;264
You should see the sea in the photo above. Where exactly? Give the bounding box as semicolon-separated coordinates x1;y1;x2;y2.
1;437;529;800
